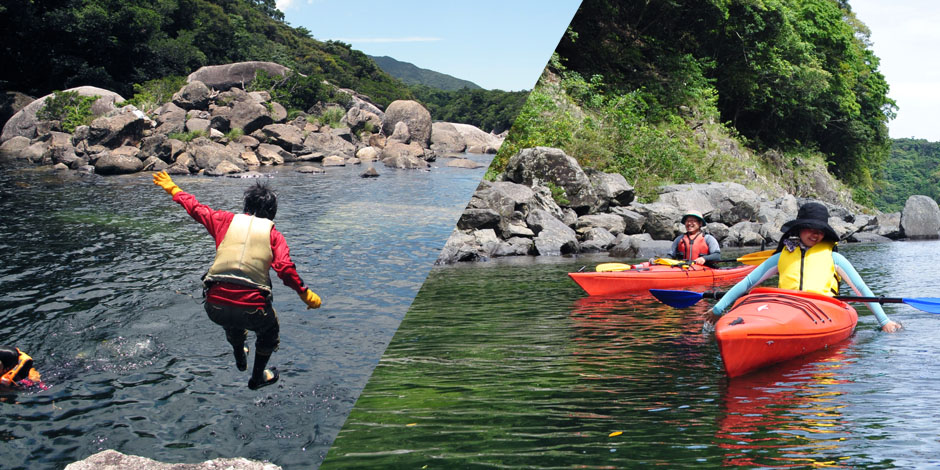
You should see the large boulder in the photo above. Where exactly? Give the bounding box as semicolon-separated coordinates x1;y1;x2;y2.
172;81;211;110
1;91;35;131
2;86;124;142
430;121;467;152
303;131;356;157
900;195;940;239
526;209;579;255
65;450;281;470
187;61;290;91
86;107;154;148
503;146;597;215
451;123;502;153
94;150;144;175
657;182;760;226
587;169;634;210
382;100;432;147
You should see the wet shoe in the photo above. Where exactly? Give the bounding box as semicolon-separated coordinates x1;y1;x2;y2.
235;346;249;371
247;367;279;390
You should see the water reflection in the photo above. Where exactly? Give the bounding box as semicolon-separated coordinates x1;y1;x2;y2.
717;345;856;468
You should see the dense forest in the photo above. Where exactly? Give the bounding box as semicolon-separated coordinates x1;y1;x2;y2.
876;139;940;212
0;0;524;133
495;0;899;207
370;55;482;91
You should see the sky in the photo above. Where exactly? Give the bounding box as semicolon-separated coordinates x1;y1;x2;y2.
851;0;940;142
276;0;581;91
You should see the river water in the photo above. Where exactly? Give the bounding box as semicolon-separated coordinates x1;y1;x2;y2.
323;242;940;469
0;154;491;470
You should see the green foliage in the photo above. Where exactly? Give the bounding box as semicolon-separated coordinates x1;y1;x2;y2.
0;0;409;107
124;75;187;112
370;55;482;91
168;130;206;142
410;85;528;134
545;0;895;198
225;128;245;141
36;90;98;133
545;182;570;206
316;107;346;128
873;139;940;212
248;69;346;113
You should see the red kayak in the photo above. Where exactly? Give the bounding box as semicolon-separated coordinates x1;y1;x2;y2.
568;263;756;296
715;287;858;377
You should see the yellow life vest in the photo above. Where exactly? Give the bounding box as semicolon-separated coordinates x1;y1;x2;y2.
204;214;274;294
0;349;39;387
777;240;840;296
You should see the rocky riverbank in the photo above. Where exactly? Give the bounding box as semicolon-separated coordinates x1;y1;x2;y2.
437;146;940;264
0;61;502;177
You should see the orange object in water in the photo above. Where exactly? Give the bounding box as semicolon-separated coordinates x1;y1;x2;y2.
568;263;756;296
715;287;858;378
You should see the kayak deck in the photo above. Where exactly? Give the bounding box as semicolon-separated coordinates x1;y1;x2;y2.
715;287;858;377
568;263;756;296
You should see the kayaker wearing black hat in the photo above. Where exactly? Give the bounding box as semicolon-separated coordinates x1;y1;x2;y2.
667;210;721;267
709;201;901;332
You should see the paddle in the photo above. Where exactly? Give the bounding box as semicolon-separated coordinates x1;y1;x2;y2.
649;288;940;314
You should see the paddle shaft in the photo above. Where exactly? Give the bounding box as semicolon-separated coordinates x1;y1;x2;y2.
702;290;910;305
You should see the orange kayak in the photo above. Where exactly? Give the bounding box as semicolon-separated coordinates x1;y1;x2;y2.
715;287;858;377
568;263;756;296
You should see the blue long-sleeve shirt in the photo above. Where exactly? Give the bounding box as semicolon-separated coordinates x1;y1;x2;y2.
712;252;892;327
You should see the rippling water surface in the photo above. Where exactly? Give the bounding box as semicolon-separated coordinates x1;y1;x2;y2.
0;155;490;470
324;243;940;469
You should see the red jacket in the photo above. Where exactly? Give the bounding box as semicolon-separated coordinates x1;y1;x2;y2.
174;191;307;308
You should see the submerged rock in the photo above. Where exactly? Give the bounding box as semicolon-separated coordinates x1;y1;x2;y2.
65;450;281;470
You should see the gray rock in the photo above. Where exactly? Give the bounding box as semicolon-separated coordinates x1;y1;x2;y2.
304;131;356;157
187;61;290;91
260;124;305;151
382;100;432;147
256;143;290;165
632;202;682;240
153;102;187;135
360;166;380;178
900;195;940;239
849;232;892;243
172;81;211;110
388;120;411;144
2;86;124;142
504;147;597;214
526;209;579;255
322;155;346;166
575;213;626;235
457;208;501;230
206;160;244;176
0;135;30;159
610;206;647;234
588;169;635;209
580;227;617;253
445;158;484;169
430;121;467;152
95;152;144;175
64;449;281;470
87;109;152;148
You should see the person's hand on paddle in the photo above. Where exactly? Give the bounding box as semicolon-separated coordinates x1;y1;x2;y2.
153;171;181;196
693;256;706;265
299;288;321;309
881;320;902;333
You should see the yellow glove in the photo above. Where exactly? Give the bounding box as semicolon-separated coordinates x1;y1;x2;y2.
299;288;321;309
153;171;181;196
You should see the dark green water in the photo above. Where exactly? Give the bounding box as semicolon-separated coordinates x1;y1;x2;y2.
0;155;490;470
323;243;940;469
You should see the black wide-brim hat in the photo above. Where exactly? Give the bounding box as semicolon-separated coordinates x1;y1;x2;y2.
779;201;839;242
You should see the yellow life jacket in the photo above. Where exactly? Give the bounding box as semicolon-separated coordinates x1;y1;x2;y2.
204;214;274;294
0;349;39;387
777;240;840;296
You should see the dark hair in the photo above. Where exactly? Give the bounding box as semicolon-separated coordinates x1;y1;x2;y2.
244;181;277;220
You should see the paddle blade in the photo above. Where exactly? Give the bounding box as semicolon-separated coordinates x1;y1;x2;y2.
649;289;705;309
903;297;940;314
736;249;775;266
595;263;633;272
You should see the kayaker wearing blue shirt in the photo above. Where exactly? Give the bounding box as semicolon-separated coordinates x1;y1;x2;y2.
667;210;721;267
709;201;902;332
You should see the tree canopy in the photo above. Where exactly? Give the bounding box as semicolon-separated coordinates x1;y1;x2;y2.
552;0;895;191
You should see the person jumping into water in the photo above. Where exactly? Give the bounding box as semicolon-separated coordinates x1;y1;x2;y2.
153;171;322;389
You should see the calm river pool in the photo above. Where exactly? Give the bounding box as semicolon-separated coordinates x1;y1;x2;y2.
323;242;940;469
0;154;491;470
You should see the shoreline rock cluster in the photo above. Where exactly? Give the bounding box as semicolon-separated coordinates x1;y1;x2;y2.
437;146;940;264
0;61;502;177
